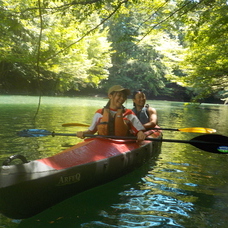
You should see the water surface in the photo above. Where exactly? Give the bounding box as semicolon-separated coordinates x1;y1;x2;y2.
0;95;227;227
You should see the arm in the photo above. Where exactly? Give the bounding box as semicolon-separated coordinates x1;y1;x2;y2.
76;111;102;139
136;130;147;142
143;107;157;129
125;109;146;142
76;130;94;139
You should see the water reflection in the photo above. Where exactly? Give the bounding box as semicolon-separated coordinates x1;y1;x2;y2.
85;213;184;227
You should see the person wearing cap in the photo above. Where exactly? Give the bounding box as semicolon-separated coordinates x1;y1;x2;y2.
76;85;147;142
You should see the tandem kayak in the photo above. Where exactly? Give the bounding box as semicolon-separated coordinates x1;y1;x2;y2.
0;132;162;219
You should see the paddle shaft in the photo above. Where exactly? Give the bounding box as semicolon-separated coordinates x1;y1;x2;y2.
83;134;225;146
37;132;226;146
17;129;228;154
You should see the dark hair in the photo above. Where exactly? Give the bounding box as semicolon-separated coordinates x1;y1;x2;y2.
133;90;145;106
132;90;143;99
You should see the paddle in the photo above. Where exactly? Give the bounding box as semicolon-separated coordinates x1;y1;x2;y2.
17;129;228;154
62;123;216;134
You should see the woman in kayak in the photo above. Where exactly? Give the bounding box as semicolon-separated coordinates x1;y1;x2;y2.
132;90;158;131
76;85;146;142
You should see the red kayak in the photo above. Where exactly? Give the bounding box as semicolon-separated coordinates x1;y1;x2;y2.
0;132;162;219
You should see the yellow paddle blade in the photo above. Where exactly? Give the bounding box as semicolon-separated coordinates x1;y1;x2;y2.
178;127;216;133
62;123;90;127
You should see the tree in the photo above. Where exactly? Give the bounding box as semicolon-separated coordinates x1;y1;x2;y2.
0;0;113;94
172;0;228;103
1;0;227;103
103;1;185;98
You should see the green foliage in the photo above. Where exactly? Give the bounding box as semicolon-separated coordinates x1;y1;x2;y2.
0;0;227;103
173;0;228;102
0;0;112;94
104;2;183;97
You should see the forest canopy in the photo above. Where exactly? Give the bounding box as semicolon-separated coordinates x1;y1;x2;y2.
0;0;227;103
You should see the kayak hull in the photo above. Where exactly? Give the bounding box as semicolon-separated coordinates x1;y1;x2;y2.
0;135;162;219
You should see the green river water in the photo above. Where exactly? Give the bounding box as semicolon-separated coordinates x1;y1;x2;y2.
0;95;228;228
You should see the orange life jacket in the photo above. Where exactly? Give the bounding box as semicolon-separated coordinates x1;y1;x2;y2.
97;108;130;136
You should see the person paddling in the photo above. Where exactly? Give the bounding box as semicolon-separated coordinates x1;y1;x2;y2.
76;85;147;142
132;90;158;134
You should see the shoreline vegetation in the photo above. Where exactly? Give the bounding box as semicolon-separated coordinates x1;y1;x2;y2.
0;91;224;104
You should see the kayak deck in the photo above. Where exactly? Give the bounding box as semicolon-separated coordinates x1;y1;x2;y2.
38;138;140;170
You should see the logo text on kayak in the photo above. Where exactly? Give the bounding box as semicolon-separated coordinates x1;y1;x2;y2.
57;173;81;186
